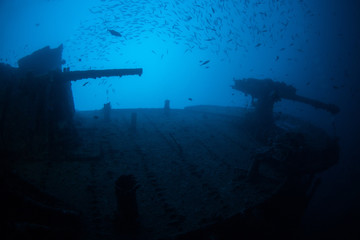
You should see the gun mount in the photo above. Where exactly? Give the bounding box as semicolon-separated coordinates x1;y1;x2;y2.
0;45;143;154
232;78;340;124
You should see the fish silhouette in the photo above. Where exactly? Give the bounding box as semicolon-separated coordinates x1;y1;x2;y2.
200;60;210;66
108;29;122;37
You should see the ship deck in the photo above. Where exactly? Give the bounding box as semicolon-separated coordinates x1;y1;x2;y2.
10;106;327;239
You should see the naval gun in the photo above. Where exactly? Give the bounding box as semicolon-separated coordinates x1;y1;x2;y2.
13;44;143;124
17;44;143;79
0;44;143;154
232;78;340;123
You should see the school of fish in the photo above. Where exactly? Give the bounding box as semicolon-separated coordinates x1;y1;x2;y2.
66;0;313;68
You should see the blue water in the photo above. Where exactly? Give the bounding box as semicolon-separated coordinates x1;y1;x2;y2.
1;0;359;238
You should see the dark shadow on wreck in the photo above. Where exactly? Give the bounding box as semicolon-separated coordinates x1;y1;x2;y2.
0;46;339;240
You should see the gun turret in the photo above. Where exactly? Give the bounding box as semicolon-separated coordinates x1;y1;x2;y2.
232;78;339;115
1;44;144;154
17;44;143;81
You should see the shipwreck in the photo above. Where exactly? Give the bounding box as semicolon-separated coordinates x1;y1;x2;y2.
0;46;339;240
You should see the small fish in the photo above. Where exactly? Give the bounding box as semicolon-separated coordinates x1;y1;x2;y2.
82;82;89;86
78;58;82;62
93;116;99;119
275;56;279;61
108;29;122;37
255;43;262;47
200;60;210;66
188;98;192;101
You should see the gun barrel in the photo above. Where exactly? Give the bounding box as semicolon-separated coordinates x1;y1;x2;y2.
62;68;143;81
232;78;340;115
289;95;340;115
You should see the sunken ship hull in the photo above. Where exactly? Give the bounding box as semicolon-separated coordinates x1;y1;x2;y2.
0;47;338;240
